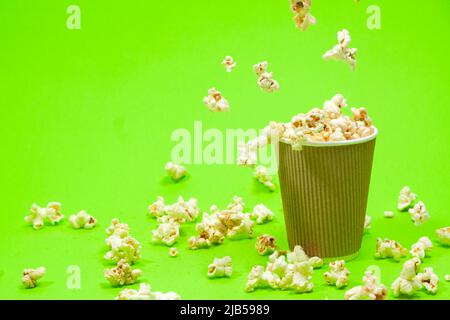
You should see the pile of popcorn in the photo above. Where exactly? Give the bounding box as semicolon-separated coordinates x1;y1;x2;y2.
323;29;357;70
25;202;64;230
289;0;316;31
253;61;280;93
245;245;323;293
344;268;387;300
104;219;141;264
237;94;375;166
115;283;181;300
149;196;200;246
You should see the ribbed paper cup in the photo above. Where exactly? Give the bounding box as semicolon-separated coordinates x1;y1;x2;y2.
278;128;378;260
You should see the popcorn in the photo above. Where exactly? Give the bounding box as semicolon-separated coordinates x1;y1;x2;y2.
115;283;181;300
69;210;96;229
397;186;417;211
169;247;178;257
323;260;350;288
105;218;130;248
253;61;279;93
22;267;45;289
323;29;357;70
148;196;166;218
245;246;319;294
254;166;276;192
436;226;450;246
152;220;180;246
203;88;229;112
148;196;199;223
237;94;375;165
222;55;236;72
384;211;394;218
25;202;63;230
255;234;277;255
208;256;233;278
164;162;186;181
364;215;372;231
105;235;141;264
344;268;387;300
104;259;142;287
444;274;450;282
410;236;432;260
417;267;439;294
408;201;429;226
391;258;422;297
251;204;274;224
374;238;408;261
289;0;316;31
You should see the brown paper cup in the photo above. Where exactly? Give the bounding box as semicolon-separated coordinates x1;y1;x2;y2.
278;129;377;260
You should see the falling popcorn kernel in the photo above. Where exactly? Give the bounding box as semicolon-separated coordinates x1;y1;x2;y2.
165;162;187;181
323;29;357;70
203;88;230;112
289;0;316;31
253;61;279;93
222;55;236;72
208;256;233;278
22;267;46;289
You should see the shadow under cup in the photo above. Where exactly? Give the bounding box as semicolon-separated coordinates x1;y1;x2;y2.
277;129;377;260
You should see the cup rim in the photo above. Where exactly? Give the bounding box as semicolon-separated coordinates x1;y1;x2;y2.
280;126;378;147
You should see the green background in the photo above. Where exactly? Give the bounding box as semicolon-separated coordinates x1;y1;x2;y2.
0;0;449;300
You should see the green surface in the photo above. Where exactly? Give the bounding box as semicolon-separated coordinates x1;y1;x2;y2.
0;0;449;300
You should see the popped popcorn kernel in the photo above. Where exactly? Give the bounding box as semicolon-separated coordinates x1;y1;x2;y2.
169;247;178;257
115;283;181;300
444;274;450;282
364;215;372;231
251;204;274;224
323;260;350;288
152;220;180;246
289;0;316;31
148;196;199;224
222;55;236;72
375;238;408;261
391;258;422;297
22;267;45;289
104;259;142;287
165;162;187;181
69;210;97;229
417;267;439;294
397;186;417;211
104;235;141;264
253;61;268;76
344;268;387;300
384;211;394;218
436;226;450;246
410;236;432;260
208;256;233;278
203;88;229;112
255;234;277;255
25;202;63;230
408;201;429;226
323;29;357;70
106;218;130;240
253;61;280;93
254;166;276;192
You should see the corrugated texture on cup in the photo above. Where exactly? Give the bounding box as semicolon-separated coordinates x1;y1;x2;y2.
278;138;376;259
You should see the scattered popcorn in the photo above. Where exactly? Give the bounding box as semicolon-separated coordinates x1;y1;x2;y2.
148;196;199;223
245;246;319;293
208;256;233;278
69;210;96;229
25;202;63;230
410;236;432;260
237;94;375;165
364;215;372;231
436;227;450;246
251;204;274;224
384;211;394;218
417;267;439;294
289;0;316;31
408;201;429;226
22;267;45;289
391;258;422;297
152;220;180;246
374;238;408;261
323;29;357;70
323;260;350;288
255;234;277;255
344;268;387;300
222;55;236;72
169;247;178;257
104;219;141;264
253;166;276;191
165;162;187;181
444;274;450;282
203;88;229;112
104;259;142;287
253;61;279;93
115;283;181;300
397;186;417;211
